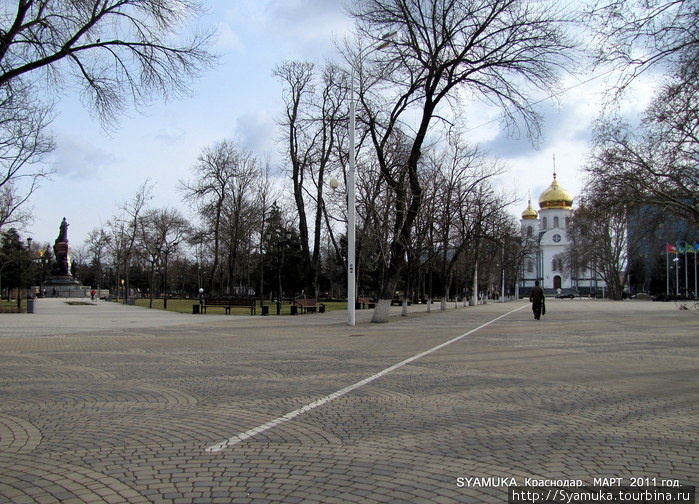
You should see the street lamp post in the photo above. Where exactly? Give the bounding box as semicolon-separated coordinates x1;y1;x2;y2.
347;74;357;326
346;31;396;326
38;249;45;295
26;237;32;299
33;247;48;297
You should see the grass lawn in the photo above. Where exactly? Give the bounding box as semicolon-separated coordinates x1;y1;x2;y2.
128;298;349;315
0;299;23;313
0;297;351;316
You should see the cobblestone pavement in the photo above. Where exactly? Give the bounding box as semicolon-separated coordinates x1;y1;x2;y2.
0;298;697;503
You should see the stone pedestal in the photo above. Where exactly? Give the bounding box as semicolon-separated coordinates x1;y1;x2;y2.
44;276;84;297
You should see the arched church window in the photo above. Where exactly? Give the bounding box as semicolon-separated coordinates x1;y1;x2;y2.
542;217;547;229
553;216;559;228
527;226;533;237
552;259;558;271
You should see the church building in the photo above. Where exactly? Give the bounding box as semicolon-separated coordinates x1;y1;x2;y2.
519;173;605;295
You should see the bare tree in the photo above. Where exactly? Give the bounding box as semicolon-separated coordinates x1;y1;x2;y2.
219;150;260;296
179;140;260;296
0;82;54;230
585;0;699;92
275;61;315;289
564;196;638;300
85;226;111;291
0;0;214;124
0;0;214;229
139;207;189;308
426;134;507;309
255;157;278;307
456;182;516;306
587;73;699;226
180;140;235;294
107;180;153;300
352;130;413;301
275;60;349;297
583;0;698;259
347;0;574;321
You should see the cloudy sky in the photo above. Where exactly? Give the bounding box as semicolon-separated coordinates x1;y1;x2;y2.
26;0;656;247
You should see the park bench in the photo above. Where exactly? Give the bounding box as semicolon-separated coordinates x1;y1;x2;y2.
357;297;375;309
391;296;411;306
293;298;325;314
202;298;256;315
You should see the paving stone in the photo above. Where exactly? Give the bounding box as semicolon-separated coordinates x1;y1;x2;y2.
0;298;697;502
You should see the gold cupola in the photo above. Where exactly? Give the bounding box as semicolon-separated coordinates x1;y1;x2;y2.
521;200;538;220
538;172;573;209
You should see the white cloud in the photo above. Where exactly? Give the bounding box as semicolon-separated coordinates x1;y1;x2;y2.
49;134;118;180
235;111;279;163
213;22;245;53
269;0;351;41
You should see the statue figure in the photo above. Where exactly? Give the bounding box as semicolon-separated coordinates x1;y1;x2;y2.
58;217;69;241
52;217;72;277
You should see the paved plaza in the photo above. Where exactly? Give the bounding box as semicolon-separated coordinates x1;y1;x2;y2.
0;297;697;503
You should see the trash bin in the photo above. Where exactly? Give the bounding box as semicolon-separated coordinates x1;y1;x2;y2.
290;305;298;315
192;304;200;315
261;305;269;316
26;299;35;314
127;297;135;306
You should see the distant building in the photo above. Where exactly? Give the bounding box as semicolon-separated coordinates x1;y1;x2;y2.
627;204;698;297
519;173;605;295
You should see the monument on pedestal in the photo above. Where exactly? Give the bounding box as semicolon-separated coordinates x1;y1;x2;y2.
45;217;82;295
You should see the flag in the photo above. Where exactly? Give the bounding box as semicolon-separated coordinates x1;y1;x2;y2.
667;243;678;254
686;243;697;253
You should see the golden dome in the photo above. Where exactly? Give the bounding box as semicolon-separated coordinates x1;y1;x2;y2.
521;200;538;220
538;173;573;209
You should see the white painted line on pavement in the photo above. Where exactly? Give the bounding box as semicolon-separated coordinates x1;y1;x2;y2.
205;304;527;452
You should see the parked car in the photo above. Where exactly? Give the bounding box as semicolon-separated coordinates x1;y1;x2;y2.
555;290;576;299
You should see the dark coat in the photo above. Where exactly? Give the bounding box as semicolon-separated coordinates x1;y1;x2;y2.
529;286;545;304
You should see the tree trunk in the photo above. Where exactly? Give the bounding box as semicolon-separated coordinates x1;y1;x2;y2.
469;261;478;306
371;298;392;323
